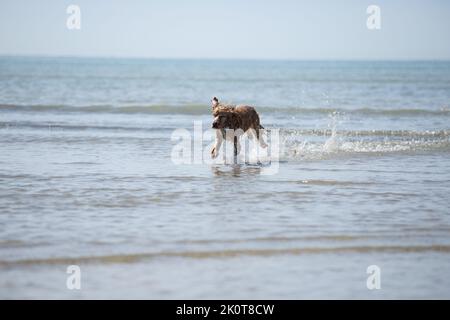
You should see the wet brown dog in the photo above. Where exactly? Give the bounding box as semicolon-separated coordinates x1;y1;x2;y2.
210;97;267;159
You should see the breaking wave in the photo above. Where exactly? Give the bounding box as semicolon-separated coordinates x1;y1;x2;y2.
278;128;450;160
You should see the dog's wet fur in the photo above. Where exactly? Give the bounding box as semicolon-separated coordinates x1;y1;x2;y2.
211;97;267;159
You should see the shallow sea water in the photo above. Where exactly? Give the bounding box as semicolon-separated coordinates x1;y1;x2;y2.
0;57;449;298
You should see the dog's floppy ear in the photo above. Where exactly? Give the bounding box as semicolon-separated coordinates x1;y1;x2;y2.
215;111;230;128
211;97;219;108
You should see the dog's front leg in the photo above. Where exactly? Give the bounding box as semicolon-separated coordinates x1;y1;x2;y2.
211;129;223;159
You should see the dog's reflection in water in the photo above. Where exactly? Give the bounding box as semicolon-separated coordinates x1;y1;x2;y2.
211;164;261;178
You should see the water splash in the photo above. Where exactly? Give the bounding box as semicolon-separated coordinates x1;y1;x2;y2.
322;111;341;153
279;111;450;161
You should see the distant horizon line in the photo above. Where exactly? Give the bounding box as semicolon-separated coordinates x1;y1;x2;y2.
1;53;450;62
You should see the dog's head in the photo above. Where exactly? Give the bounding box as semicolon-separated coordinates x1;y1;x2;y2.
212;111;241;129
211;97;221;116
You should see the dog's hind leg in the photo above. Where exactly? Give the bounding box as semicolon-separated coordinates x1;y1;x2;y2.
233;136;243;164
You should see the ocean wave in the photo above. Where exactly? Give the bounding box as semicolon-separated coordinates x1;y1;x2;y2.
1;103;450;116
2;120;449;139
2;119;449;156
0;121;172;132
280;128;450;138
1;245;449;266
280;135;450;160
278;126;450;159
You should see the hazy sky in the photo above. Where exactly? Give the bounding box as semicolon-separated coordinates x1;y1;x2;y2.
1;0;449;60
